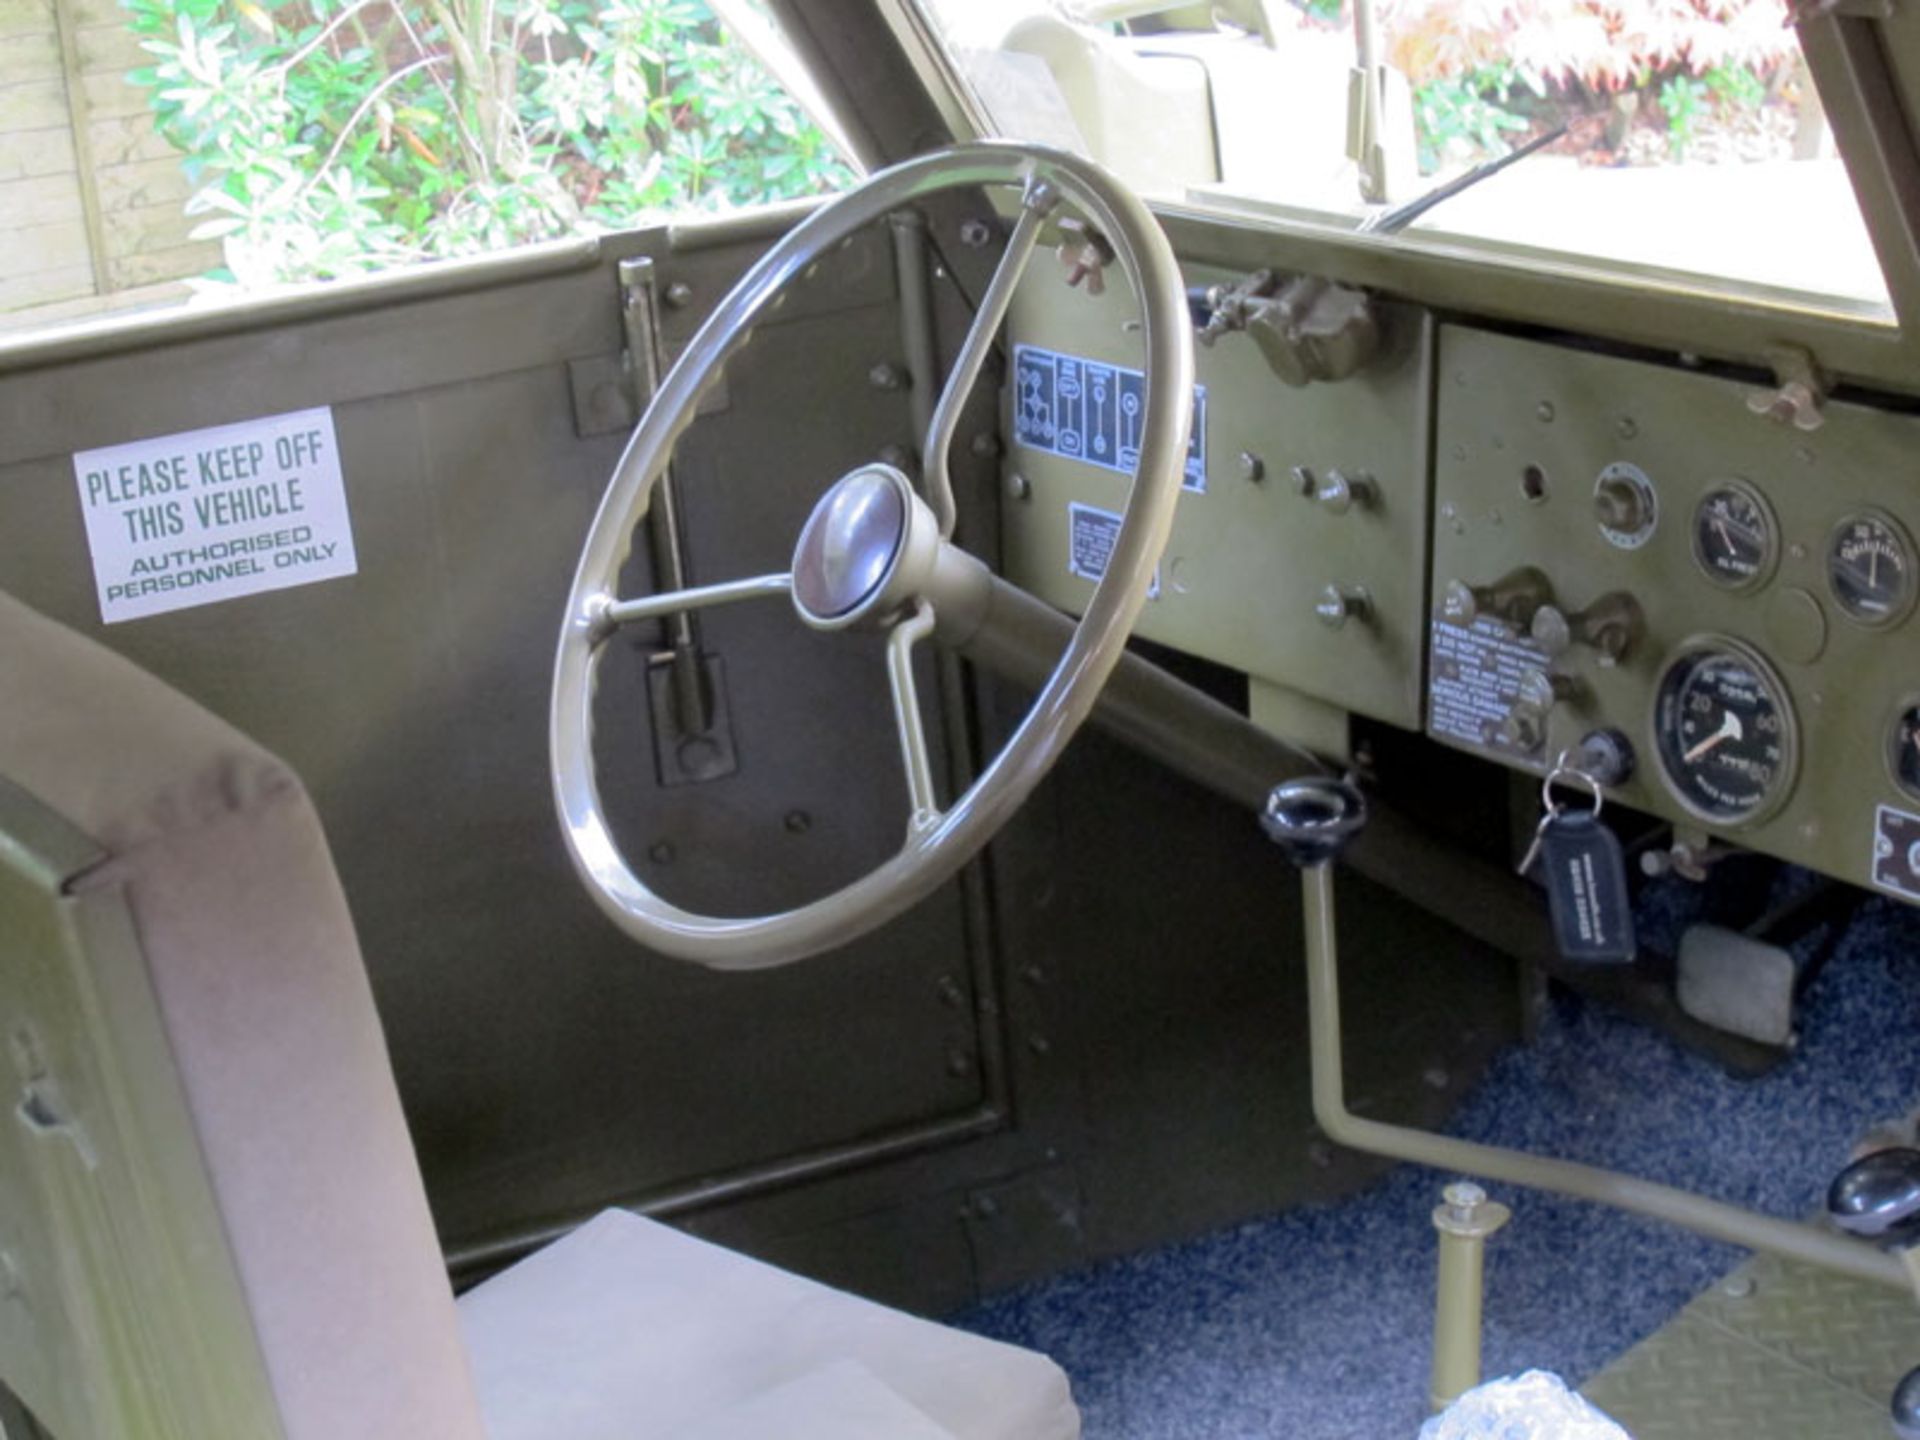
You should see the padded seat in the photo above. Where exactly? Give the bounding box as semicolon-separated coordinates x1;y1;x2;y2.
0;589;1078;1440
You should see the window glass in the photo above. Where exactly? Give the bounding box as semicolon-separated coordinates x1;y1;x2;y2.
913;0;1890;314
0;0;856;335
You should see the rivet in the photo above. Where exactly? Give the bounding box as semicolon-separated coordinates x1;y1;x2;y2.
936;975;964;1008
974;1195;1000;1219
1008;472;1032;501
1722;1274;1756;1299
1027;1033;1053;1056
647;840;675;865
868;362;907;391
1238;451;1265;483
663;281;694;308
947;1049;973;1078
1536;402;1555;422
1617;417;1639;440
784;810;811;834
1789;542;1808;561
970;432;1002;458
1423;1067;1450;1090
1021;964;1048;986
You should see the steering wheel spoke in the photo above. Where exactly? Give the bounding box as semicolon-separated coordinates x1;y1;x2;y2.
598;572;793;632
921;179;1058;538
886;599;942;826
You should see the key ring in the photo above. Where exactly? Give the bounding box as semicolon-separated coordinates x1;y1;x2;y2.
1540;749;1604;821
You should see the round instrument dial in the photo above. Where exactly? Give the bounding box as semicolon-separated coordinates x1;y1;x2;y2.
1652;640;1797;826
1691;481;1776;591
1889;701;1920;801
1828;509;1916;628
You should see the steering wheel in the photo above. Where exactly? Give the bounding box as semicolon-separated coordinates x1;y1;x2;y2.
552;141;1194;970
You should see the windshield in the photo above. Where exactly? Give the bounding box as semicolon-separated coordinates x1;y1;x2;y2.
910;0;1891;315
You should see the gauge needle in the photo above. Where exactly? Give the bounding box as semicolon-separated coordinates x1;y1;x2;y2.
1714;519;1734;553
1685;711;1744;763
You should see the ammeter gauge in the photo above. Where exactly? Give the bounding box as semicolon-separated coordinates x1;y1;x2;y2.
1889;700;1920;801
1652;639;1797;827
1828;509;1916;628
1691;481;1777;592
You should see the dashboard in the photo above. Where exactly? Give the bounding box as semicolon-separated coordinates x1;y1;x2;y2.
1000;260;1920;906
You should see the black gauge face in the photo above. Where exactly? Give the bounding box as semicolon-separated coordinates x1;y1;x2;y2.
1654;645;1795;825
1691;483;1775;591
1829;511;1916;627
1891;703;1920;801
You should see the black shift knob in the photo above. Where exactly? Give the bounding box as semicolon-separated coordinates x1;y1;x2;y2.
1828;1148;1920;1245
1893;1366;1920;1440
1260;778;1368;870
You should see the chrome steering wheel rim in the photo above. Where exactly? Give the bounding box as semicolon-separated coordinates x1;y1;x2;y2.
552;141;1194;969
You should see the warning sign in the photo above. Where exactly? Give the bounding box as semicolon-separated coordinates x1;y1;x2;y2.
73;407;357;624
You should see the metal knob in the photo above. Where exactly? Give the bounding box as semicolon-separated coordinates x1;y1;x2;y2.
1829;1148;1920;1245
1440;566;1553;631
1315;469;1376;515
1260;777;1369;869
1316;584;1372;630
1594;474;1649;533
1893;1365;1920;1440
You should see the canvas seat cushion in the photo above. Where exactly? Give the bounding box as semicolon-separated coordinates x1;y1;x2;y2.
460;1209;1082;1440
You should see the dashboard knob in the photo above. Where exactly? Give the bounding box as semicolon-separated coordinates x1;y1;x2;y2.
1316;584;1372;629
1594;473;1650;533
1828;1147;1920;1245
1315;469;1377;515
1441;566;1554;630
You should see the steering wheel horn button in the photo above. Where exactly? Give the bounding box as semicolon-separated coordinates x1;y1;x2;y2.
792;464;916;627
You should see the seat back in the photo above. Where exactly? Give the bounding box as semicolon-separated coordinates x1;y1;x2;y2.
0;592;486;1440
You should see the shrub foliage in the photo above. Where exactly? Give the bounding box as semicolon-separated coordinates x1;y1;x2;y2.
124;0;855;285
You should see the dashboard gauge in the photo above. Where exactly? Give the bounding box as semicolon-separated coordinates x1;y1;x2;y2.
1828;509;1916;628
1889;700;1920;801
1652;640;1797;827
1691;481;1776;591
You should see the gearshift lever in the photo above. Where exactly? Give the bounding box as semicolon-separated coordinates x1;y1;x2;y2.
1260;777;1369;870
1828;1149;1920;1438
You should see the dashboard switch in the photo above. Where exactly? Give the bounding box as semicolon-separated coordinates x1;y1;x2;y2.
1316;584;1372;629
1440;566;1553;631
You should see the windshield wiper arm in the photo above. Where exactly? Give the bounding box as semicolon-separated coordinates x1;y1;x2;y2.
1358;125;1569;237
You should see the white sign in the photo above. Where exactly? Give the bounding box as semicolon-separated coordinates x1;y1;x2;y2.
73;407;357;624
1067;501;1159;600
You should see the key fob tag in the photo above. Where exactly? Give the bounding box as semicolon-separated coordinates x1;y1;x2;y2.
1539;809;1636;964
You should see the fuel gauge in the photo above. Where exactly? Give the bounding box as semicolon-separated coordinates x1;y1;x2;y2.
1889;700;1920;801
1828;509;1916;628
1691;480;1776;592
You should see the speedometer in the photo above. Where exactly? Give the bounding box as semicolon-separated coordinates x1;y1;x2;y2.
1652;639;1797;827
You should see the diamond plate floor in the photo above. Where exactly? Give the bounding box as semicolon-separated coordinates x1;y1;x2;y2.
1584;1252;1920;1440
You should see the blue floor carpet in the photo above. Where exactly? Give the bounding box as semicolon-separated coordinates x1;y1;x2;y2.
955;876;1920;1439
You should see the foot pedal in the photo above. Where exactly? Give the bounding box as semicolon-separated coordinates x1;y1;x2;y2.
1675;923;1797;1047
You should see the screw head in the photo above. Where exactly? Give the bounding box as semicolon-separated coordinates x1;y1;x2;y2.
783;809;811;834
959;218;994;248
663;281;694;308
1007;472;1032;501
868;362;906;391
1238;451;1265;483
647;840;675;865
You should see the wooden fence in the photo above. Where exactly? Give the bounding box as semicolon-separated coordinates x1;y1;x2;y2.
0;0;218;328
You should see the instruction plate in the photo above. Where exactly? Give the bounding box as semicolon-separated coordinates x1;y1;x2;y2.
1014;344;1207;491
74;407;357;624
1067;502;1159;599
1428;616;1550;766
